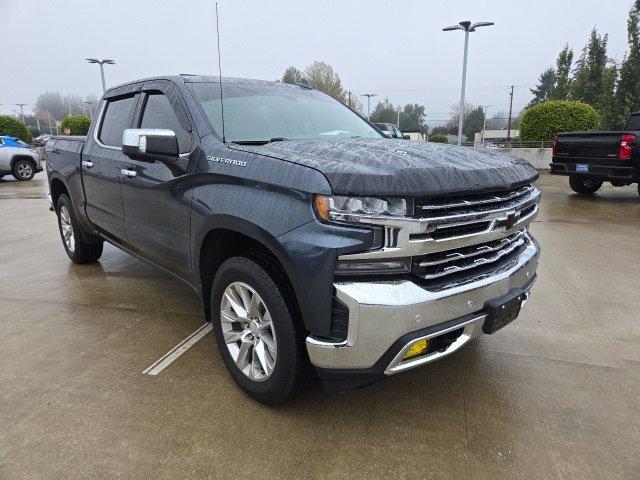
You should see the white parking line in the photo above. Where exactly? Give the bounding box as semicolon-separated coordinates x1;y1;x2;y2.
143;322;213;376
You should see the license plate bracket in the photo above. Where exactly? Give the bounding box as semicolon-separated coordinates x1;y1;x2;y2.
482;289;526;334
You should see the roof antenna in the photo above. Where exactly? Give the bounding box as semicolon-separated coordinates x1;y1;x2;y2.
215;2;226;143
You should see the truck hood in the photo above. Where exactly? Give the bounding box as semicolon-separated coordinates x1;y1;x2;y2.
230;138;538;197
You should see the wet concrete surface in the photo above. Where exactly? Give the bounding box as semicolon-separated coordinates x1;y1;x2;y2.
1;172;639;479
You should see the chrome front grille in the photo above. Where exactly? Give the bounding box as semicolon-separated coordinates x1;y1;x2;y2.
337;181;541;287
412;229;528;280
412;183;539;244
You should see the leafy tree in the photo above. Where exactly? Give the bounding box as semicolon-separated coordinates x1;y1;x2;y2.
520;100;601;141
400;103;426;132
370;99;397;124
428;133;448;143
60;115;91;135
0;115;33;142
281;66;303;85
463;106;485;142
35;91;94;121
530;68;556;105
303;61;347;103
614;0;640;128
446;102;473;134
549;45;574;100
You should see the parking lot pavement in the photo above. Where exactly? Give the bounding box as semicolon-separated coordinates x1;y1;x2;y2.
1;172;639;479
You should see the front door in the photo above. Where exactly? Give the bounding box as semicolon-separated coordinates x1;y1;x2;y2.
120;86;194;280
82;94;138;242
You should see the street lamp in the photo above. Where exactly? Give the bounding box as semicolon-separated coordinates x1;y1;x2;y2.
84;101;95;118
86;58;115;93
15;103;27;124
360;93;378;120
481;104;493;145
443;21;494;146
46;109;56;135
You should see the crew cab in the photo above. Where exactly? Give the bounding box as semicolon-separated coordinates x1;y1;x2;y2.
0;136;42;181
550;113;640;197
46;75;541;404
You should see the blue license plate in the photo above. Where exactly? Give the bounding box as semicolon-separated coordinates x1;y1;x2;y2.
576;164;589;173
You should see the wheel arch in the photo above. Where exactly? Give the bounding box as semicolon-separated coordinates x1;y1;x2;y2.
196;216;302;326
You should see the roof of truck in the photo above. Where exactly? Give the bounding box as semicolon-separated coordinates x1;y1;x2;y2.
104;75;304;95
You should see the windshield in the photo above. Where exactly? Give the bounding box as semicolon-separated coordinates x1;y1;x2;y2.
188;81;382;143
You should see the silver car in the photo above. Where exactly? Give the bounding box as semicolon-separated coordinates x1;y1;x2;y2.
0;136;42;181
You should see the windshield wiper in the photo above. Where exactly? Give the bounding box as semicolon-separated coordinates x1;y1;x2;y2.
230;137;288;145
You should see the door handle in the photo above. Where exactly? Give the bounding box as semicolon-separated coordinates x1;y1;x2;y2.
82;160;94;168
120;168;137;178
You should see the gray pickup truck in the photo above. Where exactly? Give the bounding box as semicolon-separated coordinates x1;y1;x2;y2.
46;75;541;404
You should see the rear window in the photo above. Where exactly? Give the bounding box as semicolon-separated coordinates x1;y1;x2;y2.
625;115;640;131
98;95;137;147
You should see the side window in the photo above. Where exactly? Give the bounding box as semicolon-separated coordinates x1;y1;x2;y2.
393;127;403;138
140;93;191;153
98;95;137;147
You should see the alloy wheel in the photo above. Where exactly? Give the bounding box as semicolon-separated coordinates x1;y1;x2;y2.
59;206;75;253
16;161;33;179
220;281;277;381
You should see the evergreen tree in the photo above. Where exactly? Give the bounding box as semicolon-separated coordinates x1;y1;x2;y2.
530;68;556;105
614;0;640;128
571;28;617;127
370;99;397;124
549;45;574;100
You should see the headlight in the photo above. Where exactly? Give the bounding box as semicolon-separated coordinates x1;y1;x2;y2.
314;195;409;222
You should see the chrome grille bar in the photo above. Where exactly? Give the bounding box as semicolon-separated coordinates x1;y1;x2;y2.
417;183;535;213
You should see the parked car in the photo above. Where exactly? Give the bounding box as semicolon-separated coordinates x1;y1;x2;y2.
550;112;640;197
46;75;541;404
33;134;51;147
0;136;42;181
374;122;408;139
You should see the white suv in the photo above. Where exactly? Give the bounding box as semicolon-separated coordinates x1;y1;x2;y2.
0;136;42;181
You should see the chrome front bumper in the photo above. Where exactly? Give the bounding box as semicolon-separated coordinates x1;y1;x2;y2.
306;237;540;372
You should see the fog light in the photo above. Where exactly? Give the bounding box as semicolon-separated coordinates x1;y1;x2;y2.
402;339;429;360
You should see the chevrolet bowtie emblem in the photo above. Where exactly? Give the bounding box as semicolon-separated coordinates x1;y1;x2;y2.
504;211;519;230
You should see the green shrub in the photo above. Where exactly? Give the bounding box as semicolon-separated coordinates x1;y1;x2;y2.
520;100;601;141
428;133;449;143
0;115;32;142
60;115;91;136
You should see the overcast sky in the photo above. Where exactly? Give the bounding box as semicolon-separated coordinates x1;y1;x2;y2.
1;0;633;125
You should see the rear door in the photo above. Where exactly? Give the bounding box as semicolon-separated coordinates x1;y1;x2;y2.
120;81;194;280
82;93;138;242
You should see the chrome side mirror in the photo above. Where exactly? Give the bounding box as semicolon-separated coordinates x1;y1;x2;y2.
122;128;179;162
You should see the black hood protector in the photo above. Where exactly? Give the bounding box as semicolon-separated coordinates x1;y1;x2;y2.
231;138;538;197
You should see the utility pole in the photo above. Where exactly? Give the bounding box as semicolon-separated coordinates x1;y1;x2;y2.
15;103;27;124
443;20;494;146
397;106;401;127
507;85;514;141
360;93;378;120
67;96;73;115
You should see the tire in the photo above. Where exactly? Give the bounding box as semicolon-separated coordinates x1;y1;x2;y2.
569;175;603;195
56;194;104;264
12;158;36;181
210;256;313;405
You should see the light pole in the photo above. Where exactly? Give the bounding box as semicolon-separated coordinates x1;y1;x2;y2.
46;109;56;135
443;20;494;146
86;58;115;93
360;93;378;120
481;105;493;145
15;103;27;124
84;101;94;118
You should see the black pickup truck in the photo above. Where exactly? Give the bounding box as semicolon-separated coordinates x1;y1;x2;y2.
550;113;640;197
46;75;541;404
